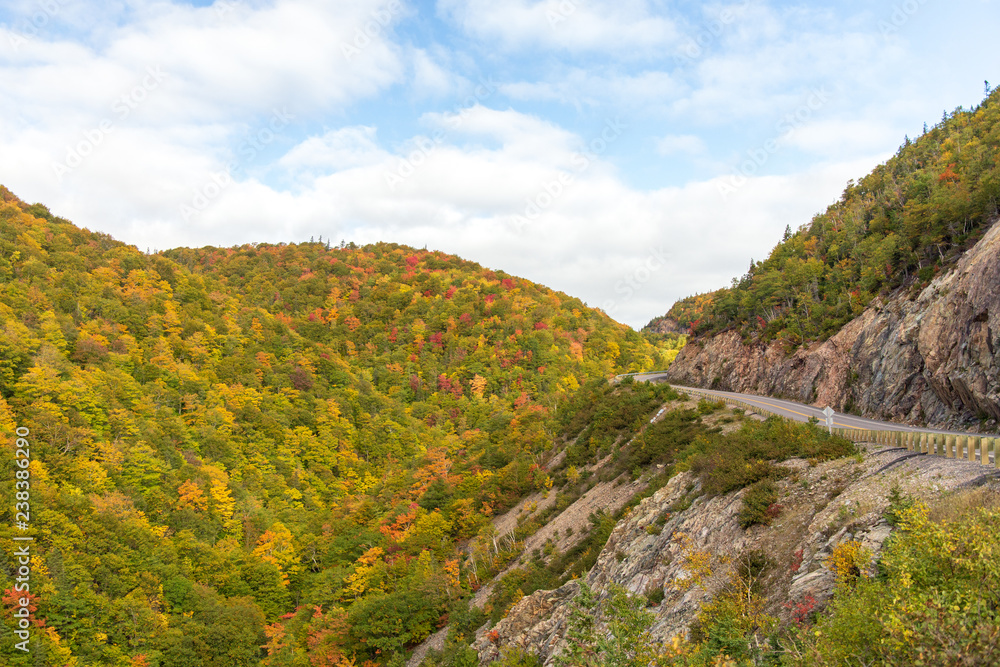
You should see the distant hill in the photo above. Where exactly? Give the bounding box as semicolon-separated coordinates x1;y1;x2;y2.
0;188;673;664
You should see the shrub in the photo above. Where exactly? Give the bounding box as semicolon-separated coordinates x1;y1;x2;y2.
787;503;1000;665
883;484;914;526
827;539;869;585
738;480;779;528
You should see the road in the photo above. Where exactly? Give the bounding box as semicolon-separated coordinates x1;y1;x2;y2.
630;373;990;437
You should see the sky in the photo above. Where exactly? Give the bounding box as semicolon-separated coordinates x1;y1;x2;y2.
0;0;996;329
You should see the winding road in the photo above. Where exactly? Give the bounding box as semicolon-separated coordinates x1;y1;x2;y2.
629;373;995;438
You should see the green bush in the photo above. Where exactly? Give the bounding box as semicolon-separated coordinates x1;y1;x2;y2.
738;480;779;528
685;416;855;496
786;503;1000;665
883;484;914;526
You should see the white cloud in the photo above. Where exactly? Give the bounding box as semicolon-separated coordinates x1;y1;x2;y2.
409;47;458;98
782;118;899;157
278;126;385;172
125;104;873;328
501;68;684;111
436;0;679;55
656;134;705;156
0;0;409;244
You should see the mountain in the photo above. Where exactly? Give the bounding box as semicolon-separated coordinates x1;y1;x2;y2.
0;187;675;665
652;89;1000;429
4;81;1000;665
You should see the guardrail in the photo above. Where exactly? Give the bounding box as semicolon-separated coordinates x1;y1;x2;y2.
678;386;999;468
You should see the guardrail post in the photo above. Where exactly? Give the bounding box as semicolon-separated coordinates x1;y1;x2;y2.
920;432;928;454
968;436;978;462
944;434;954;458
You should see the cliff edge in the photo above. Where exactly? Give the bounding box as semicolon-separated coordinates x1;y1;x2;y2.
664;217;1000;430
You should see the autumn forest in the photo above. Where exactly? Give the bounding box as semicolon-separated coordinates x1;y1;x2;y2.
0;187;680;665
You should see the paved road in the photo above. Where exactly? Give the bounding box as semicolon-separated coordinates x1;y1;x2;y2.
631;373;992;437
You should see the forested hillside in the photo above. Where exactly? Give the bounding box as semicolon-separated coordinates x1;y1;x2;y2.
650;88;1000;346
0;186;673;666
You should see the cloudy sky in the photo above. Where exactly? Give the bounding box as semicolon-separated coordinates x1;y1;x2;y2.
1;0;996;328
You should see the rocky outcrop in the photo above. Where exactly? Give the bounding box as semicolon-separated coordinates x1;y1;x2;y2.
664;218;1000;430
471;444;1000;665
645;317;684;335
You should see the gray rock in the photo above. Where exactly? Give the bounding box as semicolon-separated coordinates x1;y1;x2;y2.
663;217;1000;430
469;445;1000;665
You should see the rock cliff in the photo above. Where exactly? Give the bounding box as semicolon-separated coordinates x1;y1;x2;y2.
472;443;999;664
644;317;684;335
664;218;1000;430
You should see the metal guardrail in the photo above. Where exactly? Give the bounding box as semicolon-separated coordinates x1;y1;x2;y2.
678;386;999;468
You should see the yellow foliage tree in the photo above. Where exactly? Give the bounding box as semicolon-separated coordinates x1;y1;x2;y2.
176;479;208;512
470;374;487;399
204;465;242;540
253;521;299;586
344;546;386;599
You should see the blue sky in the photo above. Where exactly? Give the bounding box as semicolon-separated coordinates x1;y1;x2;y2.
1;0;996;328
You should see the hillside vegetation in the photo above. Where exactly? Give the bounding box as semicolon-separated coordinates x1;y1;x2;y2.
652;88;1000;346
0;187;673;666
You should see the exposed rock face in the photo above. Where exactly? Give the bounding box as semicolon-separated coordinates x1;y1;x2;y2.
645;317;684;335
471;445;1000;665
664;218;1000;429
